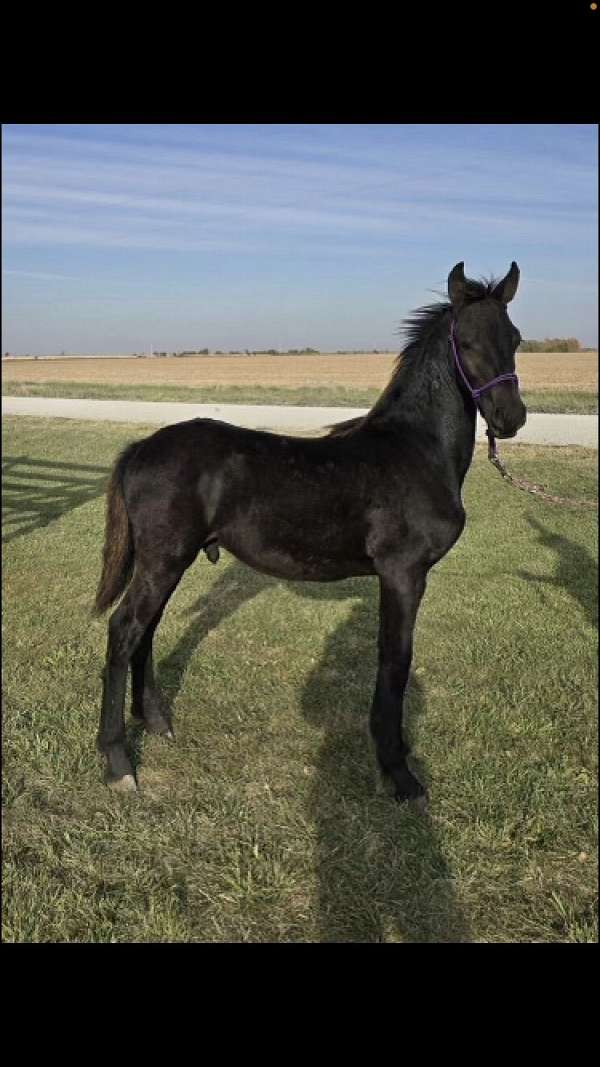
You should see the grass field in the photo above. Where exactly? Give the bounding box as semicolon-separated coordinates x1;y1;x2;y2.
3;351;598;414
2;416;598;942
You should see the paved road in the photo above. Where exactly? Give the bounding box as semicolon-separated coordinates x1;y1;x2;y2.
2;396;598;447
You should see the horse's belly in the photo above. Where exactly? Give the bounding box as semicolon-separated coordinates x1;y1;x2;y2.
219;527;374;581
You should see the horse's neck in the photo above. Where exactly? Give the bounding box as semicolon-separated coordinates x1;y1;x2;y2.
370;331;477;491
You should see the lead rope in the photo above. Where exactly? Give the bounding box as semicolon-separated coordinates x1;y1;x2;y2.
450;319;597;510
486;431;598;510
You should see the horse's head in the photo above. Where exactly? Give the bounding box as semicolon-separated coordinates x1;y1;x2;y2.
448;261;527;439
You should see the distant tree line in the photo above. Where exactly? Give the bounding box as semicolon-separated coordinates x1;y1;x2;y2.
160;343;592;356
518;338;584;352
3;338;595;360
149;347;324;357
240;348;321;355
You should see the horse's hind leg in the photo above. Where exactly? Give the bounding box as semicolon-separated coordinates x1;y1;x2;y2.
98;562;188;790
131;598;175;736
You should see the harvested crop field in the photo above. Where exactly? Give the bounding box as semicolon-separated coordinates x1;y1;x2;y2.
3;351;598;393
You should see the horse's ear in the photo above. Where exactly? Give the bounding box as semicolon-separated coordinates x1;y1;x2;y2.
448;262;467;307
492;261;520;304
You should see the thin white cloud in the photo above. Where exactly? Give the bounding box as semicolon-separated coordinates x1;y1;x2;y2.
2;221;261;253
2;198;592;252
4;127;595;210
2;269;79;280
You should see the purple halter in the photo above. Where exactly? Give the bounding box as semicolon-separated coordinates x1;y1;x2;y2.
449;318;519;461
449;318;519;411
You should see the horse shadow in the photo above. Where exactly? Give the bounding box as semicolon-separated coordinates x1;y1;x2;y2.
2;455;109;544
517;513;597;630
156;562;276;700
152;559;471;943
294;579;471;943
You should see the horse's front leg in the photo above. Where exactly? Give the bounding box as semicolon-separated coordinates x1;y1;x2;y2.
371;560;428;803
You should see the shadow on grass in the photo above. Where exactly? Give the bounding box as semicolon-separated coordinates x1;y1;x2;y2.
296;580;471;943
518;513;598;630
124;563;275;780
2;455;109;544
151;559;470;943
157;563;276;703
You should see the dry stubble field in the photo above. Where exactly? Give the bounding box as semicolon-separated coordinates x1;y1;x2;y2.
3;351;598;393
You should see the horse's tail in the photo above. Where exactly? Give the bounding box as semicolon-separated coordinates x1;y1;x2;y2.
93;442;139;616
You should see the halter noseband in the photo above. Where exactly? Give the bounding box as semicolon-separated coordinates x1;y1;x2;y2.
449;318;519;409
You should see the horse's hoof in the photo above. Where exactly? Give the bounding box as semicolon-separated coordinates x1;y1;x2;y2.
381;760;426;805
395;791;428;814
107;773;138;793
393;770;427;806
150;723;174;741
144;714;174;738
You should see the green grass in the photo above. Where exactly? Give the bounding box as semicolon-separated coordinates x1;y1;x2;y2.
521;391;598;415
2;379;597;414
2;416;597;942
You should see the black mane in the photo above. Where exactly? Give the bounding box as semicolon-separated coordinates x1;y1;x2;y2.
399;275;499;353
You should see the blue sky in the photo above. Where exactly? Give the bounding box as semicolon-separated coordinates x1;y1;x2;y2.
2;123;597;354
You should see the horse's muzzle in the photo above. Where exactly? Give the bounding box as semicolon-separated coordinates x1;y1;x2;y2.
487;401;527;440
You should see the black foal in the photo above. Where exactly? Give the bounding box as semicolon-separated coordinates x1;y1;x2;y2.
95;261;526;799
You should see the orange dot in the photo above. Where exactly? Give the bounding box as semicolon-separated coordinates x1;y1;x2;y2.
591;2;598;10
